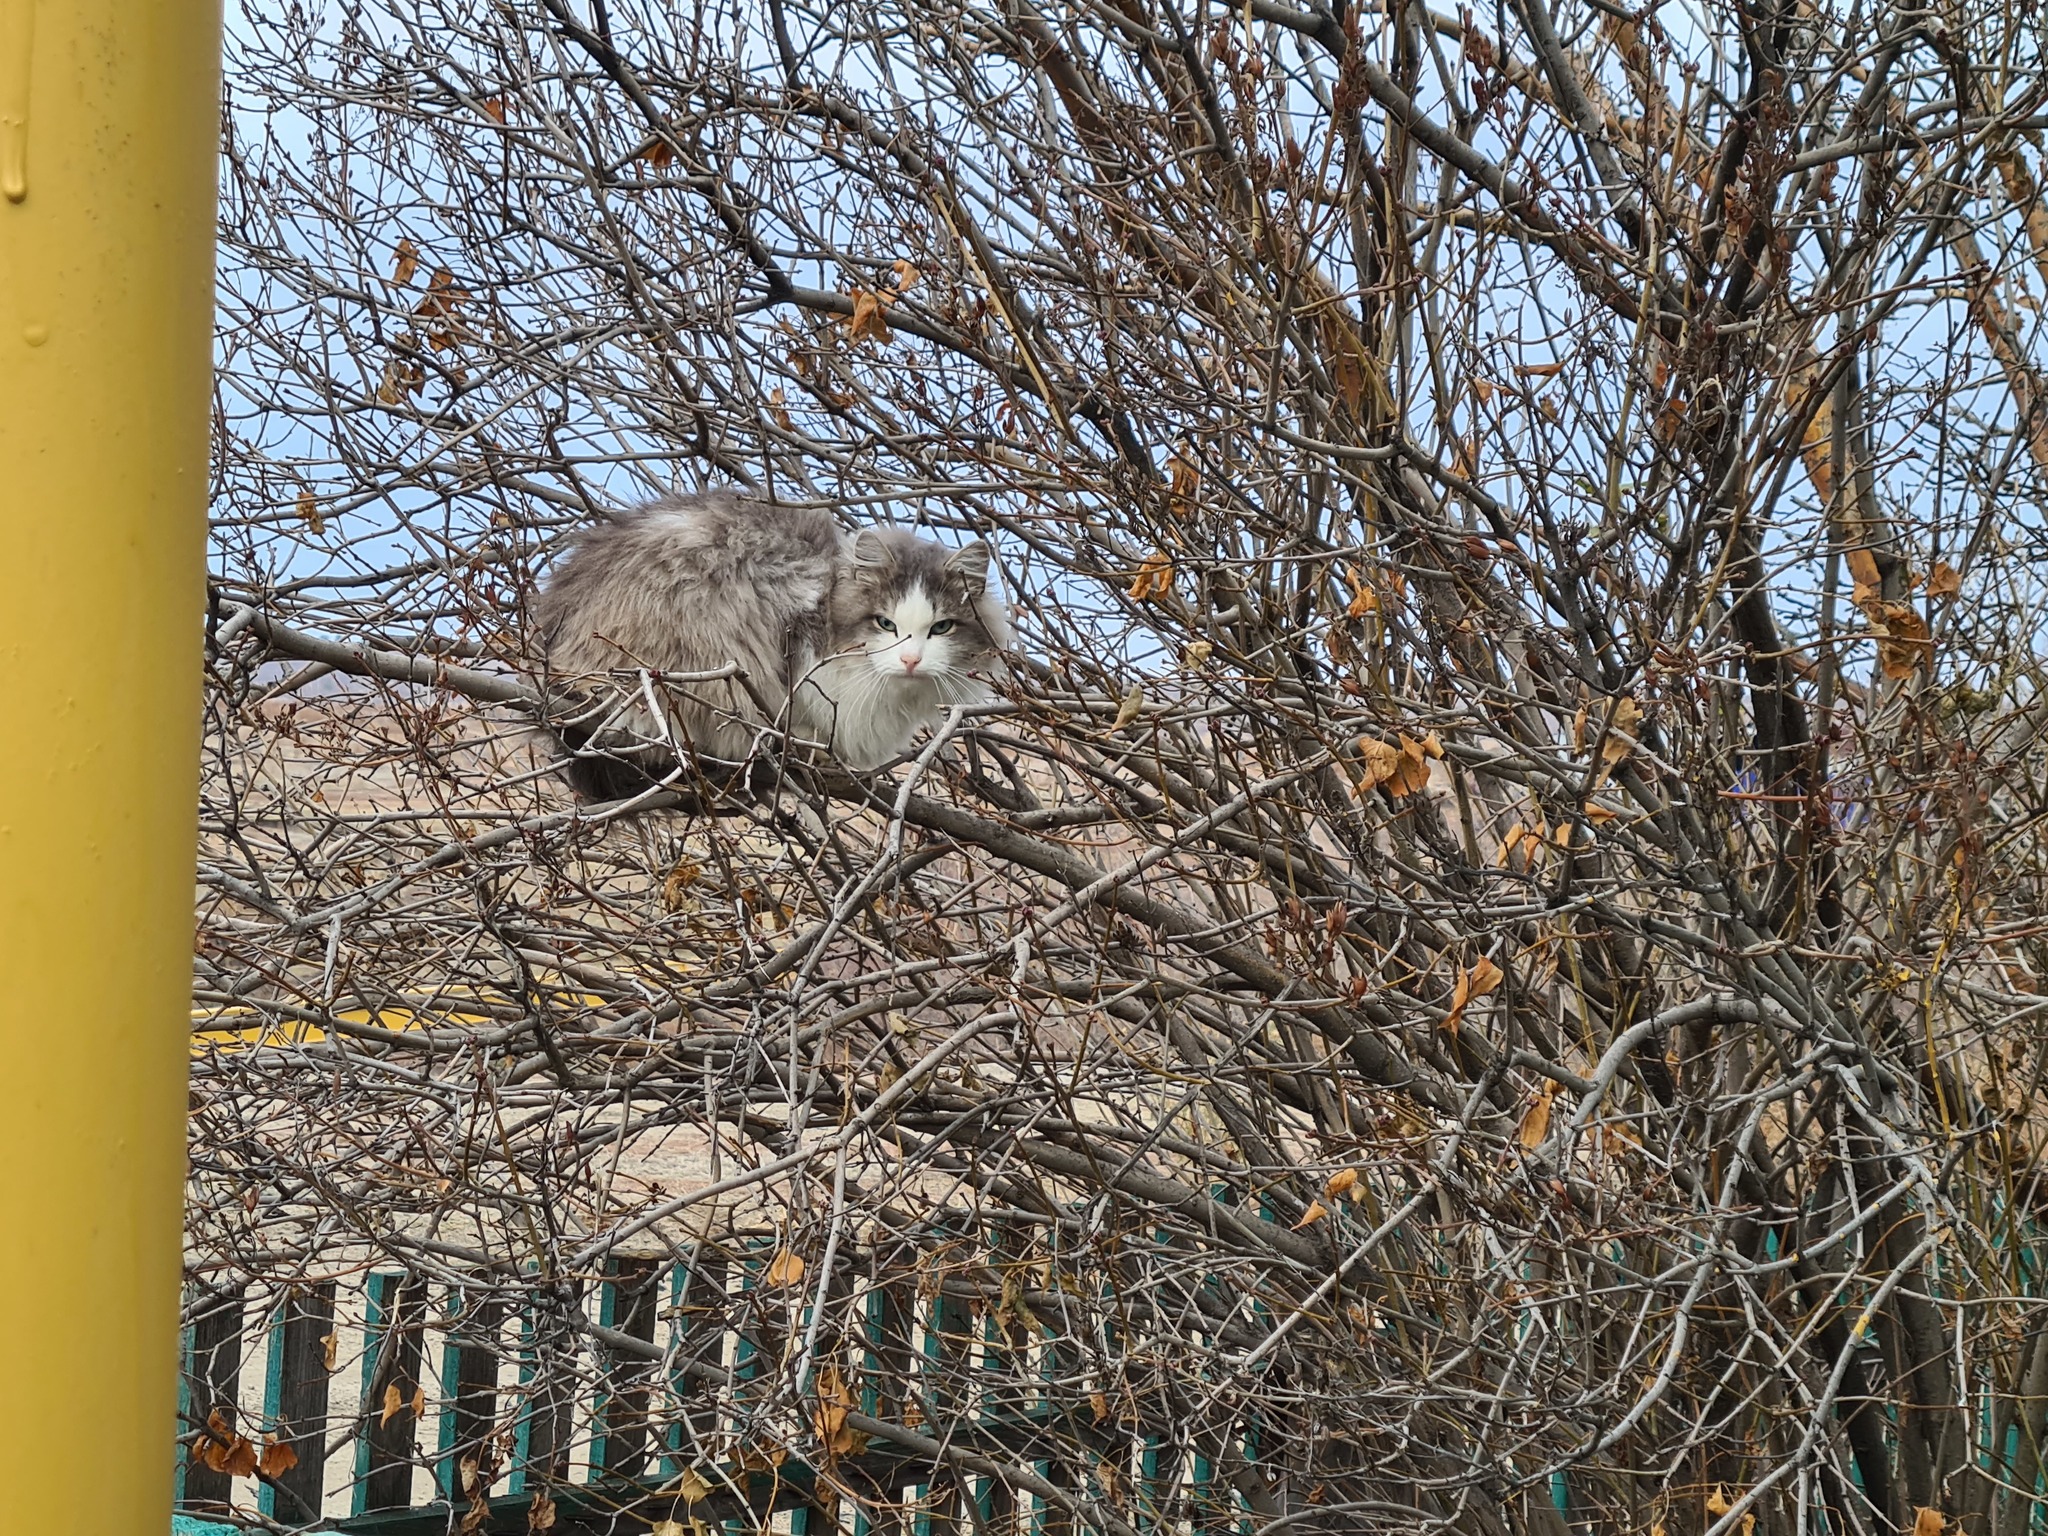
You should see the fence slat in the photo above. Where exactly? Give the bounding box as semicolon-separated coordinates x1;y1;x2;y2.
924;1231;975;1536
596;1259;659;1480
514;1283;581;1491
983;1225;1025;1535
357;1273;426;1512
669;1248;729;1469
438;1288;502;1502
855;1241;919;1536
736;1242;787;1411
179;1287;244;1512
264;1282;336;1522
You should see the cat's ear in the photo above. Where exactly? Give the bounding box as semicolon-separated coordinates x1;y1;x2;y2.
946;539;992;592
851;528;892;568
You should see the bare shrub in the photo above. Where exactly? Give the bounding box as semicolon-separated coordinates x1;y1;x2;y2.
194;3;2048;1532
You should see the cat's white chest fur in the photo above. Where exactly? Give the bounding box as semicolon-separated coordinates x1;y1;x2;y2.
793;654;986;771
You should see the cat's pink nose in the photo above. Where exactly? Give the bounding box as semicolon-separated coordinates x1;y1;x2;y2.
900;651;922;673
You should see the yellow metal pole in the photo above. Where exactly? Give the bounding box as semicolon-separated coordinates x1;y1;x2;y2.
0;2;222;1529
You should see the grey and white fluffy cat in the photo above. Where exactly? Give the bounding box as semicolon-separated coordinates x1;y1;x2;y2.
534;491;1012;797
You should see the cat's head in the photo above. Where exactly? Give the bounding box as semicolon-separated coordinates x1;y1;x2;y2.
832;527;1012;685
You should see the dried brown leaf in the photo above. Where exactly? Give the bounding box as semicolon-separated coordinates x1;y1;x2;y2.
414;268;469;320
1796;374;1836;502
1518;1081;1558;1149
662;859;702;912
1873;602;1932;679
1385;734;1435;797
259;1435;299;1479
1598;697;1642;771
814;1365;850;1440
195;1408;252;1475
732;1441;789;1471
1112;683;1145;730
376;356;423;405
1705;1486;1758;1536
1167;453;1199;516
1332;348;1366;414
845;290;892;344
1127;551;1174;602
1845;547;1885;611
1443;956;1504;1037
1355;736;1401;794
529;1489;558;1532
1497;821;1527;866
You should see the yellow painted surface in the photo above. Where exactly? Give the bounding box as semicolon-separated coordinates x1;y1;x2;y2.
192;1003;519;1050
0;2;221;1528
190;983;601;1050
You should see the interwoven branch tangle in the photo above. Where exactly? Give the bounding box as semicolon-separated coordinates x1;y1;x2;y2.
196;2;2048;1532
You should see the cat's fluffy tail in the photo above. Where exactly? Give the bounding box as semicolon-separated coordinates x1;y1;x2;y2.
546;722;773;804
546;722;680;803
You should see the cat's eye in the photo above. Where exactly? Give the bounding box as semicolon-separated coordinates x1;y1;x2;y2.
929;619;956;636
872;615;897;633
